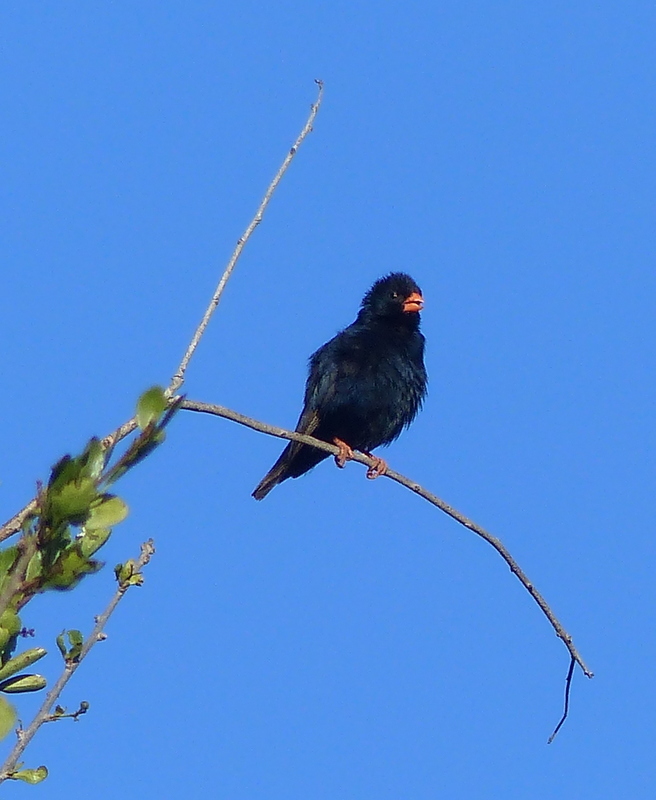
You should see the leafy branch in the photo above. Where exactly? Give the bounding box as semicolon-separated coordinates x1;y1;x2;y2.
0;540;155;786
0;81;325;780
0;387;178;761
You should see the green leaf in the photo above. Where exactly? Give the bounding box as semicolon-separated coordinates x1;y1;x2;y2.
0;546;19;578
78;526;111;558
86;496;128;530
43;549;102;590
13;766;48;784
47;477;97;525
79;437;105;480
0;546;20;597
25;551;43;584
0;648;47;681
136;386;168;430
0;611;21;657
0;695;16;740
56;632;67;660
0;673;47;693
66;630;83;661
48;455;81;492
0;610;21;639
68;630;83;647
39;525;72;563
115;559;134;584
55;630;84;662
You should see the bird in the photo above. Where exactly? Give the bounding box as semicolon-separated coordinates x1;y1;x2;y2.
252;272;427;500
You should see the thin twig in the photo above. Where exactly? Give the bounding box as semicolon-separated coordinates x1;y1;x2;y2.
169;79;324;394
0;504;37;546
181;398;594;680
0;540;155;784
0;81;325;547
100;418;139;454
548;656;576;744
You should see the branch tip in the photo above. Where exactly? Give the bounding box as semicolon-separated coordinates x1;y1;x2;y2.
181;397;593;704
168;79;324;395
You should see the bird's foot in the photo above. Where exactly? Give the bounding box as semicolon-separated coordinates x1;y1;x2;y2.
332;438;354;469
363;452;388;480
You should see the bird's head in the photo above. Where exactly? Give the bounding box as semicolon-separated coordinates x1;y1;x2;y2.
359;273;424;325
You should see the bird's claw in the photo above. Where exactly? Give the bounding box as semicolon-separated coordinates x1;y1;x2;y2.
333;438;354;469
364;454;388;480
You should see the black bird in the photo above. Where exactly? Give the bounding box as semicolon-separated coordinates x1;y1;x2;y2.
252;272;427;500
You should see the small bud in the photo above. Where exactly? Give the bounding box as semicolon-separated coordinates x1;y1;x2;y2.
115;560;137;585
12;766;48;784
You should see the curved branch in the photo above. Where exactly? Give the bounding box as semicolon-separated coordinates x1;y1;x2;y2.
181;398;594;680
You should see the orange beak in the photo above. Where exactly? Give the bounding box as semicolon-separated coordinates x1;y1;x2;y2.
402;292;424;313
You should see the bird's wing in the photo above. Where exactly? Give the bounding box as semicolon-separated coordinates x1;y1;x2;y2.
303;332;355;415
253;330;363;500
295;403;321;437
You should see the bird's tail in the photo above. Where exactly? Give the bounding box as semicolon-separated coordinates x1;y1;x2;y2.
252;439;329;500
252;442;295;500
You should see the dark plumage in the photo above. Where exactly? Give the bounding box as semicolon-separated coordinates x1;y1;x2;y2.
252;272;428;500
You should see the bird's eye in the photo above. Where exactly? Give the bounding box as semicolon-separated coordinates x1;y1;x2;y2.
391;291;399;299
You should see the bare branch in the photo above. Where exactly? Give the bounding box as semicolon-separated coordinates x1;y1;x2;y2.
181;398;594;680
169;79;325;394
0;503;37;546
0;81;325;546
0;540;155;784
101;418;139;454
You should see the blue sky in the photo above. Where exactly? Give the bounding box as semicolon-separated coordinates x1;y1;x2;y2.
1;2;655;797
